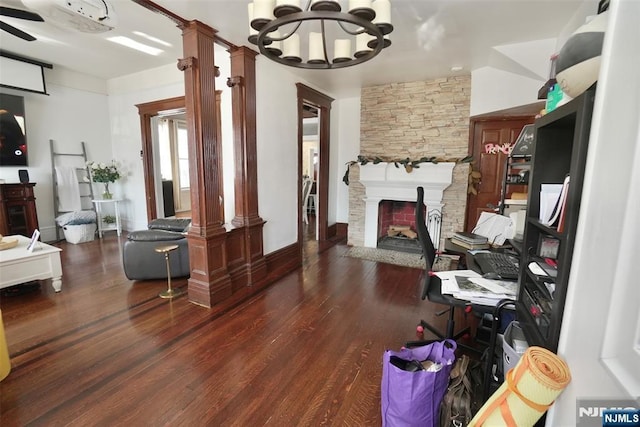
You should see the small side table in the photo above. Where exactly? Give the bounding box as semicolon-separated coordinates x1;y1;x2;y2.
92;199;122;238
155;244;183;299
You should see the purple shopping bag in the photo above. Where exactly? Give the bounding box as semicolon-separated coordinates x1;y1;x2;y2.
381;339;457;427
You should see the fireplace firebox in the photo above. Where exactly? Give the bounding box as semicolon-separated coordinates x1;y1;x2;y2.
359;162;455;250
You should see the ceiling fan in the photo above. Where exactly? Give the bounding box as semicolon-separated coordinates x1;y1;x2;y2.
0;5;44;41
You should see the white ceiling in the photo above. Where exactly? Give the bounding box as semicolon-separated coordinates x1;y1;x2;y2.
0;0;596;95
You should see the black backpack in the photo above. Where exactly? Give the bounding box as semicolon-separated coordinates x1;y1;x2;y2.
439;354;483;427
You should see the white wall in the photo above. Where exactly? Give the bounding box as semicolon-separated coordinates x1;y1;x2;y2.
555;0;601;50
548;1;639;424
0;63;189;241
253;56;363;253
46;65;108;95
470;37;555;116
105;47;234;232
2;47;350;253
255;57;300;254
106;63;185;232
332;96;361;224
0;79;112;242
470;2;597;117
470;66;546;116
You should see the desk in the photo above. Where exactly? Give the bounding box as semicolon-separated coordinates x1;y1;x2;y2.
92;199;122;238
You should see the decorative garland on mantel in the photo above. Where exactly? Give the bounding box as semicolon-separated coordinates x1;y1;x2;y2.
343;154;473;185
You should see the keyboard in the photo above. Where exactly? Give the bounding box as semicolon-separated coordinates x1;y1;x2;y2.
474;252;520;280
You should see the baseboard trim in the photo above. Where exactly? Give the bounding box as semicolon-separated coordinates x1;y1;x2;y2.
264;242;301;281
334;222;347;239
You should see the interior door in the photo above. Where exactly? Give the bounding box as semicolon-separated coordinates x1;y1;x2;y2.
465;118;533;232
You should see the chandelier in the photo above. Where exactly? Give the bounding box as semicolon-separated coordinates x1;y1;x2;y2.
247;0;393;69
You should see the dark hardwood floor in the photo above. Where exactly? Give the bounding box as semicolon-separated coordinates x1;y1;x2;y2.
0;230;479;425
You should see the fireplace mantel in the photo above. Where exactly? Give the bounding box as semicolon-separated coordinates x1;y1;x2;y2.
359;162;455;248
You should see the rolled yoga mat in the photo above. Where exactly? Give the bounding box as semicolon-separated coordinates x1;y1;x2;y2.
469;346;571;426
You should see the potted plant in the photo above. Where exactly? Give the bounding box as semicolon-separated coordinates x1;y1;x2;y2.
103;215;116;225
86;160;121;199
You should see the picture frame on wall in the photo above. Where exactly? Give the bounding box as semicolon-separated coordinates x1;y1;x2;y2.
0;93;28;167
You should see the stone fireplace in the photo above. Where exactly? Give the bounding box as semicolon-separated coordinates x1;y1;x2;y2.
359;162;455;249
348;76;471;249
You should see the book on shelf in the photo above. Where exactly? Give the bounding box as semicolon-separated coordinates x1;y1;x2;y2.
450;237;490;250
540;175;570;227
557;181;570;232
452;232;488;244
539;183;562;224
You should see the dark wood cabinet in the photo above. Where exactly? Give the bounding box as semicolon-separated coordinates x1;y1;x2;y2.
0;183;39;237
516;88;595;352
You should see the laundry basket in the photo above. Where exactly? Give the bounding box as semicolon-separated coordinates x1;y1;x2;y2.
63;223;97;244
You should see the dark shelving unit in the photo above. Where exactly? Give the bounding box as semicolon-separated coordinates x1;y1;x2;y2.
498;156;530;215
516;88;596;352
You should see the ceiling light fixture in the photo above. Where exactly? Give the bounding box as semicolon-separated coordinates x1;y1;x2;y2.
132;31;172;47
106;36;163;56
247;0;393;70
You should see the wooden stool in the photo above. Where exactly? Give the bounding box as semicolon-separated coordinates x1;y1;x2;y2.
155;244;183;299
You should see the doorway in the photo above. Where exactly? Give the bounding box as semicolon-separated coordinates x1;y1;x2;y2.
136;96;186;223
137;92;225;223
302;103;319;243
296;83;333;255
155;114;191;218
465;117;534;232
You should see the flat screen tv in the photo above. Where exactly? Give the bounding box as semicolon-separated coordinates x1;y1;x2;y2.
0;93;28;166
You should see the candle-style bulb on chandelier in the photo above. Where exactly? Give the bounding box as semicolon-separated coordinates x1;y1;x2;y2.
248;0;393;69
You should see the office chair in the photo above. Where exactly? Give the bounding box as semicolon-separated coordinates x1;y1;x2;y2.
408;186;474;348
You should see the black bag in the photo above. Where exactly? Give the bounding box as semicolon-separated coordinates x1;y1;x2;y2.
439;354;482;427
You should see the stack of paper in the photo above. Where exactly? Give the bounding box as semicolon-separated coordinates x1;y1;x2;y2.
471;212;514;246
435;270;517;307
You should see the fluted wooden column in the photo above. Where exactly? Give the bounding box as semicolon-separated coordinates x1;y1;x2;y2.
227;46;266;285
180;20;231;307
214;90;224;221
